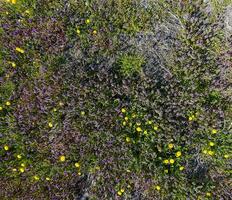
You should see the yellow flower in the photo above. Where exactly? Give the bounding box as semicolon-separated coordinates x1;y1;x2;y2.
169;159;175;164
209;142;215;147
95;166;100;170
25;10;30;14
59;155;66;162
53;108;57;112
81;111;85;116
168;143;174;149
85;19;90;24
188;116;193;121
4;145;9;151
93;30;97;35
76;29;81;34
120;188;125;193
9;61;16;67
212;129;217;134
136;127;142;132
48;122;53;128
163;159;169;164
224;154;229;159
124;117;128;121
59;102;64;106
0;106;2;111
33;175;40;180
19;167;25;173
78;172;81;175
21;163;25;167
155;185;161;191
15;47;25;53
17;154;22;159
121;108;126;113
5;101;11;106
12;168;17;172
153;126;158;131
203;149;207;154
179;166;184;171
75;162;80;168
117;191;122;196
208;150;214;156
132;113;136;118
175;151;182;157
122;121;126;126
148;120;152;125
11;0;16;4
164;169;169;173
206;192;211;197
126;137;130;142
46;177;50;181
143;130;148;135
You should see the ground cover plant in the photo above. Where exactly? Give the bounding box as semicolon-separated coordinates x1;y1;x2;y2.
0;0;232;199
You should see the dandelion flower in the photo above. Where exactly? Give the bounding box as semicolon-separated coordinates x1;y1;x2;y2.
121;108;126;113
206;192;211;197
203;150;207;154
122;121;126;126
85;19;90;24
168;143;174;149
212;129;217;134
117;191;122;196
81;111;85;116
19;167;25;173
209;142;215;147
75;162;80;168
169;159;175;164
17;154;22;159
120;188;125;193
179;166;184;171
148;120;152;124
188;116;193;121
224;154;229;159
126;137;130;142
21;163;25;167
164;169;169;173
46;177;50;181
155;185;161;191
208;150;214;156
59;155;66;162
175;151;182;157
153;126;158;131
143;130;148;135
5;101;11;106
76;29;81;34
15;47;25;53
163;159;169;164
33;175;40;180
124;117;128;121
48;122;53;128
78;172;81;175
0;106;2;111
12;168;17;172
136;127;142;132
93;30;97;35
132;113;136;118
4;145;9;151
11;0;16;4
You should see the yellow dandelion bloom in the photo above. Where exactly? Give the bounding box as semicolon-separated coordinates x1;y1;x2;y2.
33;175;40;180
4;145;9;151
48;122;53;128
188;116;193;121
153;126;158;131
163;159;169;164
206;192;211;197
85;19;90;24
212;129;217;134
124;117;128;121
169;159;175;164
155;185;161;191
126;137;130;142
25;10;30;14
46;177;50;181
78;172;81;175
9;61;16;67
15;47;25;53
5;101;11;106
76;29;81;34
208;150;214;156
53;108;57;112
17;154;22;159
168;143;174;149
175;151;182;157
203;150;207;154
143;130;148;135
59;155;66;162
224;154;229;159
148;120;152;124
21;163;25;167
122;121;127;126
209;142;215;147
93;30;97;35
132;113;136;118
117;191;122;196
164;169;169;173
0;106;2;111
121;108;126;113
75;162;80;168
59;102;64;106
179;166;184;171
12;168;17;172
19;167;25;173
136;127;142;132
11;0;16;4
120;188;125;193
81;111;85;115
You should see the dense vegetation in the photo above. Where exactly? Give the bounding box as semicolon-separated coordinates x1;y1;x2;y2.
0;0;231;199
